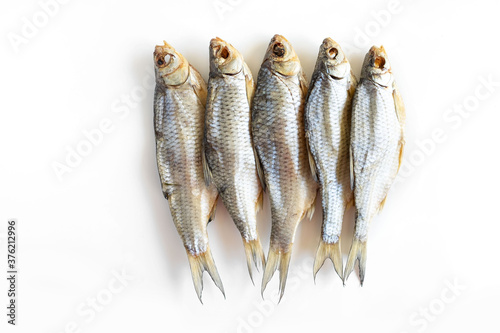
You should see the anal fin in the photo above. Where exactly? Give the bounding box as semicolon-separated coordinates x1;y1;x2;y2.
378;195;388;212
302;196;317;221
255;189;264;214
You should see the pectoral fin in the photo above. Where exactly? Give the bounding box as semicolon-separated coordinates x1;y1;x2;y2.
190;66;208;107
393;80;406;126
298;69;308;97
243;62;255;107
393;81;405;173
348;71;358;97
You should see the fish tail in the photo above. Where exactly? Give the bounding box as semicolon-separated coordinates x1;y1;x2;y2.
186;247;225;303
261;244;292;302
243;237;266;285
343;238;367;286
313;238;343;281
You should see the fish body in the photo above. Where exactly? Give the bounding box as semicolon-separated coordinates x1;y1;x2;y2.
304;38;357;280
251;35;317;299
345;45;405;284
203;37;265;282
153;41;223;301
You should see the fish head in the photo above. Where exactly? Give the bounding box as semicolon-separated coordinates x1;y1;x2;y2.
263;34;301;76
153;41;190;86
361;45;393;87
209;37;243;75
317;38;350;79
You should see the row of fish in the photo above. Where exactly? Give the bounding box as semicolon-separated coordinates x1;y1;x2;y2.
153;35;405;302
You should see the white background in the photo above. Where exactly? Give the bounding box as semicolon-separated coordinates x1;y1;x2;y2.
1;0;499;332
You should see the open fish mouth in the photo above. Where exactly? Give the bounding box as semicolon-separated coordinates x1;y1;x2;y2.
209;37;244;75
367;46;391;72
268;34;291;60
272;42;286;57
210;38;231;59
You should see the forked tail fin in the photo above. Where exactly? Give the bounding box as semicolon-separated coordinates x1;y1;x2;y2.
343;238;367;286
313;239;343;281
261;244;292;302
243;238;266;285
186;247;225;303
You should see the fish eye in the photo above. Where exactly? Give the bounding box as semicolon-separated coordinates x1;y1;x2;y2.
273;43;285;57
156;54;171;67
328;47;338;58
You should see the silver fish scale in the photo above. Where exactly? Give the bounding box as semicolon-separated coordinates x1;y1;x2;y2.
154;82;218;256
351;80;401;241
305;71;353;244
205;71;261;241
252;67;317;249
